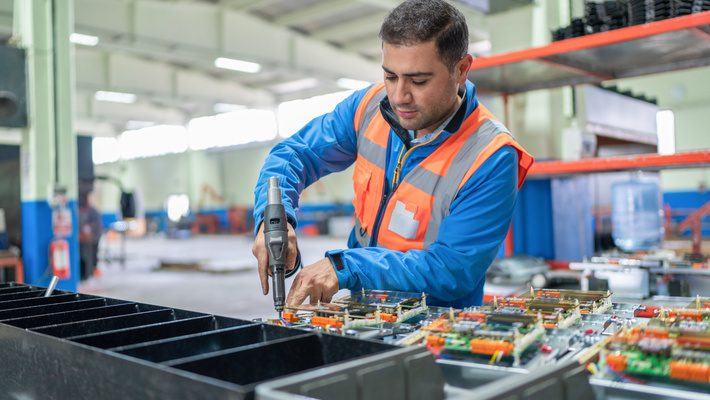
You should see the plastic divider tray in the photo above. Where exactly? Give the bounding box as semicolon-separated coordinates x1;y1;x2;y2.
0;282;442;399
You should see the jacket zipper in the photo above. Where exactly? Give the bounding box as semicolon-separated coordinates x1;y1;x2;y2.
392;129;445;189
370;129;446;246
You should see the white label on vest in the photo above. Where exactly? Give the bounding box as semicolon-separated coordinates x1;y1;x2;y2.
388;200;419;239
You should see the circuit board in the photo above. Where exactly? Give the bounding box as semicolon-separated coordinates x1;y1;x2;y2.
597;303;710;388
266;289;435;338
418;309;546;367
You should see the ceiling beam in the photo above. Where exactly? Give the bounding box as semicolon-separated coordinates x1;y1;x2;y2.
272;0;353;27
309;11;387;41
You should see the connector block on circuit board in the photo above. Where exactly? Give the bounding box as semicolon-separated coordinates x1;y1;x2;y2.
601;324;710;386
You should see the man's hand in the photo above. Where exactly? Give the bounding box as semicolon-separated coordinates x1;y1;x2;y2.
252;222;298;295
286;258;339;306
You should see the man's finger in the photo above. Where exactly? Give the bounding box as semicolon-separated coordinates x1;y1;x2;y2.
288;279;310;307
285;246;297;271
323;292;334;303
256;249;269;295
309;286;322;305
286;274;302;306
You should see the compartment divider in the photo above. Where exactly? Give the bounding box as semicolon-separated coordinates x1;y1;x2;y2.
114;323;302;363
0;293;84;310
1;302;137;329
0;298;110;320
32;308;173;338
70;315;222;349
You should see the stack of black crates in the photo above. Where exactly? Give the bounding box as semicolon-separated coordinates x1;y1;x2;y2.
552;0;710;42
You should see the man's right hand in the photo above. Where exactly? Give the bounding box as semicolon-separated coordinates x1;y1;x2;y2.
252;222;299;295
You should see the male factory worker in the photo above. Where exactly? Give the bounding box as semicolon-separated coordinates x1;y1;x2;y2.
252;0;533;308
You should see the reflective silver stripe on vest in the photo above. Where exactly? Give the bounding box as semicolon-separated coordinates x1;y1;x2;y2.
357;136;387;169
404;119;509;248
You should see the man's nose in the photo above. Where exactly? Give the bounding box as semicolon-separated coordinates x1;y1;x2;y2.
391;81;412;105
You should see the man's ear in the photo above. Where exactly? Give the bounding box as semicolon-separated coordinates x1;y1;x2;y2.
457;54;473;85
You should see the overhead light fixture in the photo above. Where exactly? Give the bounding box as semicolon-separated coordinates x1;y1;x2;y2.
468;40;492;56
214;57;261;73
70;33;99;46
337;78;371;90
270;78;319;94
213;102;246;114
95;90;137;104
125;120;155;130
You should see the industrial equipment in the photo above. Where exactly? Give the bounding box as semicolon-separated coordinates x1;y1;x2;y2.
264;176;288;317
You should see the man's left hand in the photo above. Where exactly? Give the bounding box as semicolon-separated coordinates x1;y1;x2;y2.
286;257;339;306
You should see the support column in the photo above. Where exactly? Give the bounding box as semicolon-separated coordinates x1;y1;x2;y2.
14;0;79;291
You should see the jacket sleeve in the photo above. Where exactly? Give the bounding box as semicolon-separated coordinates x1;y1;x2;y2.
252;88;370;233
327;146;519;302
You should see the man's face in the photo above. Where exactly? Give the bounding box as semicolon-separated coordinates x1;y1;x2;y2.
382;40;471;135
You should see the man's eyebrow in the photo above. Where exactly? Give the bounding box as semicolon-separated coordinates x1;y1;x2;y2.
382;66;434;77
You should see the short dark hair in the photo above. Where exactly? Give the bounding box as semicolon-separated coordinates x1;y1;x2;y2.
379;0;469;70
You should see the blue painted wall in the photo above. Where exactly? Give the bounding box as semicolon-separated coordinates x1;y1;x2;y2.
22;199;79;291
509;179;555;259
663;190;710;237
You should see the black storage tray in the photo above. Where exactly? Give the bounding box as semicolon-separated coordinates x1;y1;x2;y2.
0;283;431;400
114;323;304;363
168;333;397;388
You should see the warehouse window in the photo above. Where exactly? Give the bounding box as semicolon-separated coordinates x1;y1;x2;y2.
188;109;277;150
277;90;354;138
656;110;675;155
119;125;188;160
92;137;120;164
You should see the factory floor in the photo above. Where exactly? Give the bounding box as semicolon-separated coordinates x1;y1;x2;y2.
79;234;349;321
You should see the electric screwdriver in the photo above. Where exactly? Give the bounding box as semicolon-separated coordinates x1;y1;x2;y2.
264;176;288;317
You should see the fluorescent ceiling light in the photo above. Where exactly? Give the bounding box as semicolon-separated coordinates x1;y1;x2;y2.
70;33;99;46
270;78;319;94
213;102;246;114
337;78;371;90
95;90;137;104
214;57;261;73
468;40;492;55
125;120;155;130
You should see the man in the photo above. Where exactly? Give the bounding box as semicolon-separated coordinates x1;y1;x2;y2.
252;0;533;308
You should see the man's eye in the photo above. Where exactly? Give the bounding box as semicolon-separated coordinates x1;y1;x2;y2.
385;75;397;81
412;80;427;85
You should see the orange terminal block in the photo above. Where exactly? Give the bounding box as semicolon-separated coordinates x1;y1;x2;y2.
670;361;710;383
379;313;398;323
282;312;300;324
426;335;446;348
458;312;486;321
311;316;343;329
469;339;514;356
606;354;628;372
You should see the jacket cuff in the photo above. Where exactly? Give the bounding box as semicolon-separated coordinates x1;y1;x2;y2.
325;250;352;289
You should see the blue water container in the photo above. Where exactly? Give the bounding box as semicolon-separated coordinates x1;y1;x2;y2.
611;179;663;251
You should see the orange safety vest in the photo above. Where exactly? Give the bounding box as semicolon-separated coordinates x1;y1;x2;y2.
352;83;534;251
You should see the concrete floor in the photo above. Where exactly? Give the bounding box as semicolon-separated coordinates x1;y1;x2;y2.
79;234;348;320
